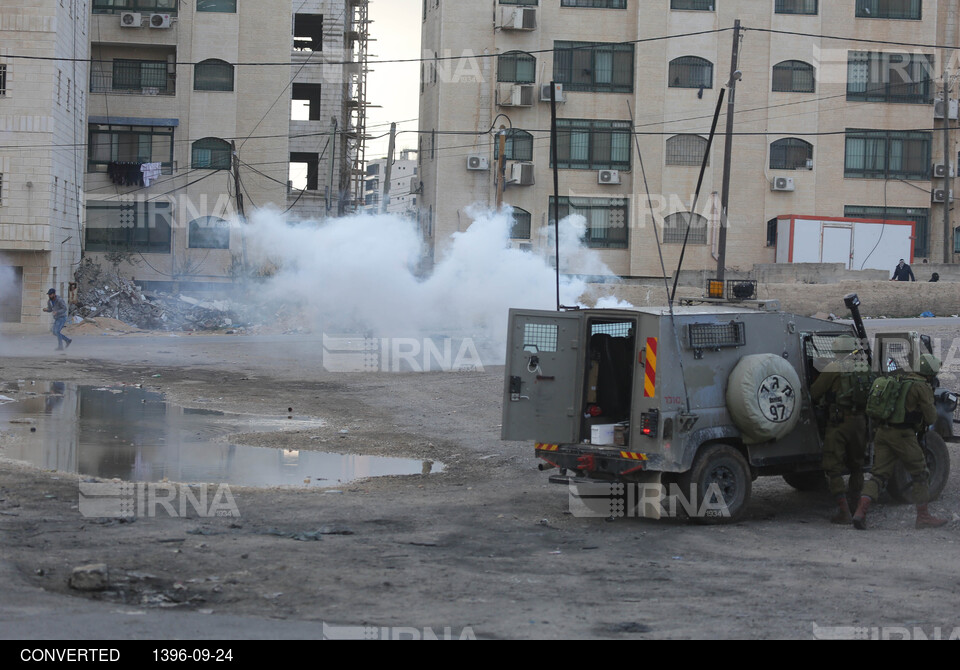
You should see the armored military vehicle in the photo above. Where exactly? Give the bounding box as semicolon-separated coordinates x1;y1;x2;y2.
502;291;956;523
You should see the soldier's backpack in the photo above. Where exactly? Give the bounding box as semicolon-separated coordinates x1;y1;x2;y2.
865;375;911;423
835;367;875;411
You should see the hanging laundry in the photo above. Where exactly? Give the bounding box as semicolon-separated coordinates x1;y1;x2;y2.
140;162;162;187
107;162;144;187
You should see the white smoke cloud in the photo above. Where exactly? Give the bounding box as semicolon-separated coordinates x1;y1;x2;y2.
240;207;630;362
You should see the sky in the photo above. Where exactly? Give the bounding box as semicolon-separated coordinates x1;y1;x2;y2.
365;0;422;160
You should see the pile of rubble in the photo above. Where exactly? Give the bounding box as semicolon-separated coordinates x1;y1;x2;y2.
73;258;243;332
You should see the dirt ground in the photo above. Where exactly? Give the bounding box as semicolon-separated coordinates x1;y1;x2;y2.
1;320;959;640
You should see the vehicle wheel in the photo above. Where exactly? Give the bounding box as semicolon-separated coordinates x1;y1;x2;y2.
887;431;951;504
782;471;827;492
679;444;752;525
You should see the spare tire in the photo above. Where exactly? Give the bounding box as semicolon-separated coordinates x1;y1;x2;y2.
726;354;802;444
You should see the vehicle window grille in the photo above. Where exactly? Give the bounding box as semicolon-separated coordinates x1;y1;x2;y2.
688;322;745;349
523;323;558;353
591;322;632;338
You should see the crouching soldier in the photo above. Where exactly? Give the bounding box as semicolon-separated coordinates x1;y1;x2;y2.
810;335;871;524
853;354;949;530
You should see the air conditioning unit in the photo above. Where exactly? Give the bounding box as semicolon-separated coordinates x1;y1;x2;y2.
511;242;533;252
805;158;814;170
771;176;795;192
932;188;954;203
934;98;959;120
149;13;172;28
466;155;489;171
500;7;537;31
540;83;565;103
933;163;956;178
119;12;141;27
498;83;535;107
510;162;535;186
598;169;621;185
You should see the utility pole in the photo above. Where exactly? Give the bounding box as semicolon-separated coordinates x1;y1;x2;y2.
327;116;338;214
944;70;954;264
381;122;397;215
232;140;248;277
550;81;561;312
716;19;741;283
495;127;507;210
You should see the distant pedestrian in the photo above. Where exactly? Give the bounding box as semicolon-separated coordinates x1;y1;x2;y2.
42;288;72;351
891;259;915;282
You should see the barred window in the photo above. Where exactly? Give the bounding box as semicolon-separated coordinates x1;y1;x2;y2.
194;59;234;92
553;119;631;171
554;41;634;93
666;134;709;166
560;0;626;6
770;138;813;170
191;138;232;170
669;56;713;89
775;0;817;14
510;207;532;240
663;212;708;245
844;129;931;180
198;0;237;11
671;0;714;9
772;60;815;93
189;216;231;249
855;0;921;20
502;0;538;4
0;64;7;96
498;51;536;83
847;51;933;103
92;0;178;13
550;196;629;249
495;129;534;161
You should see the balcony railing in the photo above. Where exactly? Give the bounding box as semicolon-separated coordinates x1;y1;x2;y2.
90;70;175;96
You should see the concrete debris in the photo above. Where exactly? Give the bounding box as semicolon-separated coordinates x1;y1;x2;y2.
68;563;110;592
73;259;243;332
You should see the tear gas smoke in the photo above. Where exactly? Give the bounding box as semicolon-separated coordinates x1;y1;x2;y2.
241;207;630;363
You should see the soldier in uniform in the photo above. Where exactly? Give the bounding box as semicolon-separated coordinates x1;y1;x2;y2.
810;335;870;524
853;354;949;530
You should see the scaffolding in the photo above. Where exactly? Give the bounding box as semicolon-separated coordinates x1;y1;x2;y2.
343;0;371;214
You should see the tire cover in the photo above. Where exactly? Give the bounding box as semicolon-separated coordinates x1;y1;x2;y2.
726;354;802;444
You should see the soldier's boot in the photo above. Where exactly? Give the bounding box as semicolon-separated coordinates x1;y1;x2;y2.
852;496;872;530
830;496;853;525
915;504;948;529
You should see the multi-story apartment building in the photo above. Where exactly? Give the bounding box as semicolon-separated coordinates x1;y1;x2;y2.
82;0;293;293
364;149;419;218
420;1;960;276
0;0;89;326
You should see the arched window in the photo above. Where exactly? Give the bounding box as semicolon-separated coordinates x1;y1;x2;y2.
663;212;708;245
510;207;531;240
772;60;816;93
191;137;232;170
666;134;710;166
498;51;536;83
188;216;231;249
197;0;237;11
194;59;234;91
668;56;713;89
495;129;534;161
770;138;813;170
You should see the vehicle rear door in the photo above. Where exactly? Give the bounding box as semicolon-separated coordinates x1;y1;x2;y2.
502;309;583;443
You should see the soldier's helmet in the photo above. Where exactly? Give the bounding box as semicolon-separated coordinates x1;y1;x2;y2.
832;335;858;354
917;354;941;377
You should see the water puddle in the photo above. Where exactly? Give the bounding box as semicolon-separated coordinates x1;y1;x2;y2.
0;383;441;487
